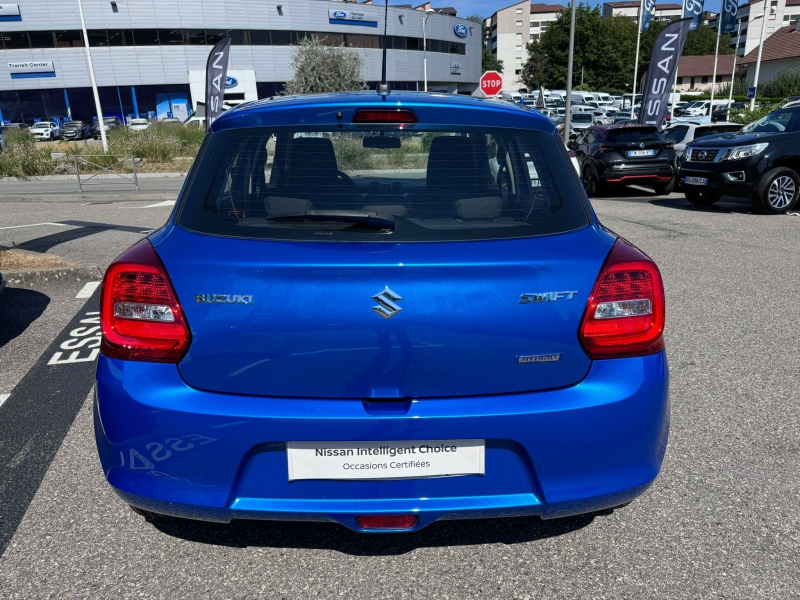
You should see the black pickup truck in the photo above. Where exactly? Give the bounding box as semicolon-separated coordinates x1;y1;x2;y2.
678;106;800;214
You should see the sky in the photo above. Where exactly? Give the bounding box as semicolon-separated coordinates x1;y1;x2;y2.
444;0;726;20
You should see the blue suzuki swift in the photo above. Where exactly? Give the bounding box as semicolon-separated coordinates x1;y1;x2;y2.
95;92;669;532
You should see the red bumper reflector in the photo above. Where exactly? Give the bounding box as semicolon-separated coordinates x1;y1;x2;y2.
352;109;417;124
356;515;418;530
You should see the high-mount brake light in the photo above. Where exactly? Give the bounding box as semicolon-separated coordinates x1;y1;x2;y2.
579;239;665;359
100;239;191;363
352;109;417;124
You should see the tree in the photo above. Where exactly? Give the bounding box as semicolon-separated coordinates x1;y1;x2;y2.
482;49;504;74
283;36;366;95
683;25;734;56
465;14;484;24
520;42;547;89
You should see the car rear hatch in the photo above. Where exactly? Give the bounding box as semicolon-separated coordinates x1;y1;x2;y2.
601;126;671;161
155;226;610;399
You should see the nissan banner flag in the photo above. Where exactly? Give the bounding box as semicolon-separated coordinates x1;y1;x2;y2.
638;18;693;128
641;0;657;32
205;36;232;129
720;0;738;34
682;0;704;30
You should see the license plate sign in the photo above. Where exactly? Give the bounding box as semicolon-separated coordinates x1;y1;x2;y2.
628;149;655;157
683;176;708;185
286;439;485;481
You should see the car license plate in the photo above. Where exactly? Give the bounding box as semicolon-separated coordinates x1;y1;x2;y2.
627;149;655;157
286;439;485;481
683;176;708;185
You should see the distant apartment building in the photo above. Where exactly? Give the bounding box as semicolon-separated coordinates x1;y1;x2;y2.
485;1;566;90
601;1;684;23
711;0;800;56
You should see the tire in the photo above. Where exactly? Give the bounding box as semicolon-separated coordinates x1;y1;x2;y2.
753;167;800;215
684;189;721;207
654;177;675;195
581;164;602;197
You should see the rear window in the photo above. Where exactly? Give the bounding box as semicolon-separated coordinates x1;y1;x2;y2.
606;127;662;143
572;114;593;123
694;125;742;138
177;127;588;243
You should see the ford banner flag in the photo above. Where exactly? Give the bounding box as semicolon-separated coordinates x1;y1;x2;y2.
205;36;232;129
641;0;657;32
720;0;738;34
638;18;693;127
682;0;704;30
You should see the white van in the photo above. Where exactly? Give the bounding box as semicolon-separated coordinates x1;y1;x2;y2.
501;91;523;103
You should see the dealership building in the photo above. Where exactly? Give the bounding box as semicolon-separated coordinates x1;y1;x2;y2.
0;0;481;125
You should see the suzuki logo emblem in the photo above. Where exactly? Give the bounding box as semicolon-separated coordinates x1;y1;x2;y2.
372;287;403;319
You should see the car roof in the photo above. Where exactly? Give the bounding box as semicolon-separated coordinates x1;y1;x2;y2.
211;91;556;134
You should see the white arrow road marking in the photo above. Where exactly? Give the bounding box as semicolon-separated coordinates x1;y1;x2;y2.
0;222;70;230
76;281;101;299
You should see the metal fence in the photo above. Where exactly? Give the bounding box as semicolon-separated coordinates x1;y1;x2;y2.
73;154;139;191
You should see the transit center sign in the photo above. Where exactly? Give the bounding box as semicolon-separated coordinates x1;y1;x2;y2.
480;71;503;97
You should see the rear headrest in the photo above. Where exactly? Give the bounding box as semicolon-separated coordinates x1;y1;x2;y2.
426;136;479;192
285;137;338;188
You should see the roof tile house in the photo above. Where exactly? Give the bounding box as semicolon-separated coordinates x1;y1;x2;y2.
675;55;737;92
741;21;800;86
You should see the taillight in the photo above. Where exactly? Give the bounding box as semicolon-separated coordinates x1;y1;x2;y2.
663;142;674;150
100;239;191;362
579;239;665;359
598;145;615;153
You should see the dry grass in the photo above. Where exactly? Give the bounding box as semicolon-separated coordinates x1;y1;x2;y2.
0;249;72;270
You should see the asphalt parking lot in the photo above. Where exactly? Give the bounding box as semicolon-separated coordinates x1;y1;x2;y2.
0;184;798;598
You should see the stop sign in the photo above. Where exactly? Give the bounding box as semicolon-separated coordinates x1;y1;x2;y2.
479;71;503;97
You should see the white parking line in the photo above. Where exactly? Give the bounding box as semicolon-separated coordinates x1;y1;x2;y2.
0;394;10;408
75;281;101;299
141;201;176;208
0;222;70;231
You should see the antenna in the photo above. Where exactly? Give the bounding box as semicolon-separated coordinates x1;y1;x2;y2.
377;0;390;95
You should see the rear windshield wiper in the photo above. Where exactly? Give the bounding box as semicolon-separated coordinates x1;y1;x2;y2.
267;210;395;231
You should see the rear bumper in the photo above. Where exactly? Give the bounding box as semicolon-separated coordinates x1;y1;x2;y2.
94;352;670;532
597;162;675;185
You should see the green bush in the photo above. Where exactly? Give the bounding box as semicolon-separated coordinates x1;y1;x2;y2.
0;131;56;177
760;68;800;98
728;104;775;125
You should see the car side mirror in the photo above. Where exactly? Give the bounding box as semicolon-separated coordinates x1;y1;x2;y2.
567;141;577;150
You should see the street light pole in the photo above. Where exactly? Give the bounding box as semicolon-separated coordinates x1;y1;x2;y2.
563;0;576;146
423;8;435;92
76;0;108;153
631;0;644;119
750;1;770;111
727;20;742;110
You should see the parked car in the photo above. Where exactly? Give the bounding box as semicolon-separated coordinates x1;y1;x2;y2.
128;118;150;132
663;121;743;158
94;92;669;531
29;121;60;141
61;120;92;140
711;101;746;121
159;117;182;127
569;112;594;135
679;105;800;213
91;116;124;138
1;122;29;132
570;124;677;195
183;116;206;129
